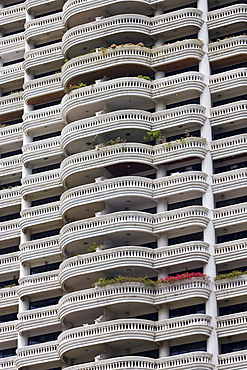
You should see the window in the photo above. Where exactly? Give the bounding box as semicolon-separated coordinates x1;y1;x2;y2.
31;228;60;241
170;340;206;356
0;279;18;289
220;302;247;316
169;303;205;318
32;163;60;174
31;195;60;207
168;231;203;246
0;348;16;358
29;296;60;310
221;340;247;354
0;245;19;255
30;262;60;275
0;312;17;323
28;331;60;345
168;197;202;211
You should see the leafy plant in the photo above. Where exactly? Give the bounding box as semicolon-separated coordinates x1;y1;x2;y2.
67;82;86;92
137;75;153;81
105;137;127;146
87;242;102;253
93;275;156;287
143;130;164;143
215;270;247;281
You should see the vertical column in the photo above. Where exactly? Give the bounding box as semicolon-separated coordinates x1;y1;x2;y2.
197;0;218;366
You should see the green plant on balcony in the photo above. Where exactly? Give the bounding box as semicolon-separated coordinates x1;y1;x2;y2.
2;284;16;289
137;75;153;81
93;275;156;287
215;270;247;281
67;82;86;92
143;130;164;144
105;137;127;146
87;242;103;253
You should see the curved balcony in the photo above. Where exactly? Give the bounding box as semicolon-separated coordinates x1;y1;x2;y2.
62;10;202;57
60;172;208;220
0;251;19;275
0;320;18;343
20;202;62;231
17;305;59;334
61;40;204;86
58;319;155;360
0;93;23;117
16;341;59;369
58;279;211;325
217;311;247;338
0;356;17;370
0;32;24;59
0;155;21;179
61;105;206;154
212;168;247;194
23;74;63;105
22;104;63;136
0;4;25;27
64;353;213;370
56;242;207;290
0;219;20;242
62;74;205;123
23;42;63;72
215;275;247;300
210;100;247;127
214;238;247;265
0;123;22;148
156;314;212;341
207;4;247;30
24;13;64;42
19;235;60;264
22;137;63;166
0;286;18;309
211;134;247;160
58;316;210;359
60;140;207;188
213;202;247;229
59;208;209;254
218;349;247;370
0;63;23;86
209;68;247;96
208;35;247;65
0;186;21;210
21;170;61;199
18;270;60;298
26;0;59;13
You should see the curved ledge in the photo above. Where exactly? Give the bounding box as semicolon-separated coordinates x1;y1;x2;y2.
59;207;209;253
208;4;247;30
17;271;61;299
21;170;62;199
0;286;18;309
58;315;211;358
212;202;247;229
60;140;207;187
16;341;59;369
19;202;62;231
58;242;210;288
22;105;64;135
17;304;59;334
210;100;247;127
19;235;60;264
60;172;208;218
0;219;21;242
21;137;63;166
61;74;205;123
0;93;23;117
61;40;204;86
214;238;247;265
22;74;63;104
211;134;247;160
209;68;247;96
62;10;203;57
24;13;64;42
23;42;63;73
61;105;206;152
58;279;211;324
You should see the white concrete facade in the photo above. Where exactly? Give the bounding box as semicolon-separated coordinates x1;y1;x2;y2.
0;0;246;369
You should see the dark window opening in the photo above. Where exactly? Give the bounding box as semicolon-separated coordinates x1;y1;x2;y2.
168;197;202;211
133;349;158;359
3;58;24;67
169;303;205;318
213;94;247;108
167;162;201;176
221;340;247;354
1;149;22;158
33;131;61;142
30;262;60;275
0;245;19;255
0;348;16;358
32;163;60;174
33;100;61;110
220;302;247;316
216;195;247;208
31;195;60;207
166;97;200;110
170;340;206;355
0;212;20;222
28;331;60;345
217;230;247;244
0;312;17;323
0;181;21;191
168;231;203;246
213;126;247;140
0;279;18;289
29;296;60;310
214;160;247;174
31;228;60;241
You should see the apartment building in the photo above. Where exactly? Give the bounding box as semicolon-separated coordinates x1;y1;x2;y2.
0;0;246;369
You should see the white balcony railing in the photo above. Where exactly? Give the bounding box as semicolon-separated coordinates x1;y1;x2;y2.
60;140;207;185
208;4;247;29
16;341;59;368
23;42;63;71
18;270;60;298
61;105;206;150
215;275;247;300
20;202;61;230
61;40;204;86
217;311;247;337
25;13;64;41
60;172;208;216
19;235;60;264
0;186;21;209
209;68;247;95
208;35;247;63
60;208;209;252
23;73;63;103
0;356;17;369
0;63;23;85
22;137;63;165
210;100;247;126
0;32;25;56
0;93;23;116
212;168;247;193
218;349;247;369
0;4;25;26
17;304;59;334
21;169;61;198
0;286;18;309
0;155;22;178
62;10;202;54
0;123;22;147
0;320;18;343
211;134;247;160
214;238;247;264
0;252;19;275
213;202;247;228
0;219;21;242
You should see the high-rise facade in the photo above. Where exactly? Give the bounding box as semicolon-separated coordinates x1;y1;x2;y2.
0;0;246;369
